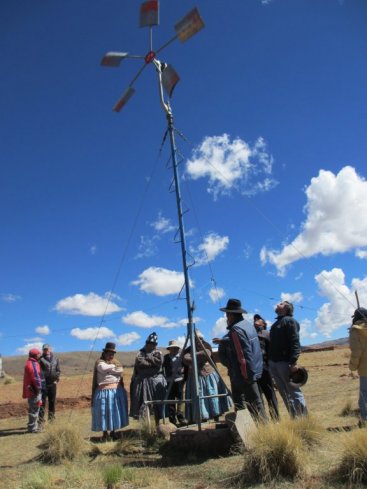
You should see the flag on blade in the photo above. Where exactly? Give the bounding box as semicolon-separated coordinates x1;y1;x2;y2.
175;8;204;43
162;64;180;98
113;87;135;112
140;1;159;28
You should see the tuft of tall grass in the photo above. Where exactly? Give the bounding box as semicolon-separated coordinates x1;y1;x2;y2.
242;421;305;483
340;399;354;417
334;429;367;484
102;464;137;489
4;374;16;384
139;417;158;447
21;467;52;489
40;422;84;463
102;464;123;489
283;415;324;447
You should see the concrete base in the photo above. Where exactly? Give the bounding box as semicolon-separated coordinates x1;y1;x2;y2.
163;422;233;456
225;409;256;449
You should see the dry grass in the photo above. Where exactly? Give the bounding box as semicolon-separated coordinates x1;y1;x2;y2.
0;348;363;489
241;420;307;484
282;415;324;447
333;429;367;484
21;468;52;489
4;374;16;385
40;421;85;463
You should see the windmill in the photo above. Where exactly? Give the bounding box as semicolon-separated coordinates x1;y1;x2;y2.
101;2;232;433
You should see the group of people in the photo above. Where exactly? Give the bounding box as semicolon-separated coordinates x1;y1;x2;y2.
23;300;367;437
89;298;308;439
22;344;60;433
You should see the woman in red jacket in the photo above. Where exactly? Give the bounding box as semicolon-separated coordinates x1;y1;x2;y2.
23;348;43;433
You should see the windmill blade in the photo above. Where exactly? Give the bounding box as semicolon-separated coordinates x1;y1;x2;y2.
161;64;180;98
140;0;159;27
175;8;204;43
101;52;130;67
113;87;135;112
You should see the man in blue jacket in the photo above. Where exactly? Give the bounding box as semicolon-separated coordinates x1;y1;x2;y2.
213;298;266;421
269;301;308;417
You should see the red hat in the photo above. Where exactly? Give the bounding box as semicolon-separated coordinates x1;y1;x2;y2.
29;348;41;357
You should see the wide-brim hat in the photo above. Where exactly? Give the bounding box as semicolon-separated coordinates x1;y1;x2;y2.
352;307;367;323
220;298;247;314
166;340;180;349
289;367;308;387
103;342;117;353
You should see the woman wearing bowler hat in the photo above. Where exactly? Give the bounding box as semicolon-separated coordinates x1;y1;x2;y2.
129;332;167;424
91;342;129;441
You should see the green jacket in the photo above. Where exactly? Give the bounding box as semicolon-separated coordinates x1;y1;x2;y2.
349;319;367;376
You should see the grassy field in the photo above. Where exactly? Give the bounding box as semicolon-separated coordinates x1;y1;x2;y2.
0;347;364;489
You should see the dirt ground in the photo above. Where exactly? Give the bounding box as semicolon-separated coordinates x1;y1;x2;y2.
0;370;134;420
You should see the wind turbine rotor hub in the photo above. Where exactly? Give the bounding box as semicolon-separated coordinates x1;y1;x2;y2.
144;50;156;63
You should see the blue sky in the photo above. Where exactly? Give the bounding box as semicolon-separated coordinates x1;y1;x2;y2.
1;0;367;357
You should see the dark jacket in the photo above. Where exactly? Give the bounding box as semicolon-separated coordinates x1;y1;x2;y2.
163;353;184;382
269;315;301;365
39;354;60;385
256;329;271;371
218;319;263;384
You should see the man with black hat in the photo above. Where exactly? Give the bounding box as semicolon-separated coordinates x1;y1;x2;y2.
268;301;308;417
39;344;60;423
213;298;266;421
349;307;367;426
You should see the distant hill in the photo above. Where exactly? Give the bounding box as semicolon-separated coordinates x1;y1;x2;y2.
302;337;349;351
2;351;139;379
2;337;350;379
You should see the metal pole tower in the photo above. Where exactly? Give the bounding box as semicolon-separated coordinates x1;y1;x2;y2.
101;1;205;428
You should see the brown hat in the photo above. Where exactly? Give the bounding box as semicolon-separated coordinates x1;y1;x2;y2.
103;342;116;353
220;298;247;314
166;340;181;350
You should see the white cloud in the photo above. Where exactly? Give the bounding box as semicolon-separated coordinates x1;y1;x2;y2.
135;235;159;259
173;335;187;348
116;332;141;346
299;319;318;342
209;287;225;303
132;267;193;296
243;244;252;259
35;325;50;335
178;316;201;326
356;249;367;259
151;212;175;234
55;292;122;316
314;268;367;337
122;311;179;329
90;245;97;255
261;166;367;275
17;341;43;355
280;292;303;304
1;293;21;303
24;337;44;343
70;326;115;340
211;316;228;337
185;134;277;200
192;233;229;266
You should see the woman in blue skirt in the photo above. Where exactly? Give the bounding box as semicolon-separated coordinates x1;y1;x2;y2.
91;342;129;441
183;331;232;423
